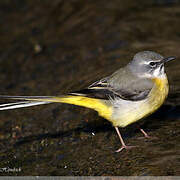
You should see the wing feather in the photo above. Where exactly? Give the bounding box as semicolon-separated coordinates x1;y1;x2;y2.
69;78;151;101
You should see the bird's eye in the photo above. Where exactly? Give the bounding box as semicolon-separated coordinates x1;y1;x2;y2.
149;62;156;67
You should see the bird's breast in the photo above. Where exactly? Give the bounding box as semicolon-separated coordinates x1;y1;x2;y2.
111;75;169;127
147;76;169;113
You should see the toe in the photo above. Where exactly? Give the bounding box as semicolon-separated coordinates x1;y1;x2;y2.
115;145;137;152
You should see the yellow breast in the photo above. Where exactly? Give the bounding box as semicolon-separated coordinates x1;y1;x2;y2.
111;75;169;127
146;76;169;115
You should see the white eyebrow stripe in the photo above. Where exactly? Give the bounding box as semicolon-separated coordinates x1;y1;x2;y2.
140;60;162;65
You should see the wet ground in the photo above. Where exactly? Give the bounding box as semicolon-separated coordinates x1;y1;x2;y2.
0;0;179;176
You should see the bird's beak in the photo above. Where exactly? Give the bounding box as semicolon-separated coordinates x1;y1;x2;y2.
162;56;176;63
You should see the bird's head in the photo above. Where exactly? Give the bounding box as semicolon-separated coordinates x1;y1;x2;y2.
128;51;176;79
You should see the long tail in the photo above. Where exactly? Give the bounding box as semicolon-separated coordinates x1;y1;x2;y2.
0;95;112;120
0;96;55;110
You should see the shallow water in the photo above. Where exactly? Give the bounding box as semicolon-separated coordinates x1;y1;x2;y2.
0;0;180;176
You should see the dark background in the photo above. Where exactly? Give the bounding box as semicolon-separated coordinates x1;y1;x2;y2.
0;0;179;176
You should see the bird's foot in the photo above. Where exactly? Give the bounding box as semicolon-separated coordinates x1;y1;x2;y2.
115;145;136;152
139;128;158;140
138;135;158;140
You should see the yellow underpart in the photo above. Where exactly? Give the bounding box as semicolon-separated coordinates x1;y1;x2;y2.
26;96;113;120
111;76;169;127
59;96;112;120
147;76;169;112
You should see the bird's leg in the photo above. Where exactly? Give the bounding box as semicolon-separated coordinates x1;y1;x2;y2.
139;128;157;139
115;127;136;152
139;128;151;138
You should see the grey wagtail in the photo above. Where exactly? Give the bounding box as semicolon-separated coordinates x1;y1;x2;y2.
0;51;175;152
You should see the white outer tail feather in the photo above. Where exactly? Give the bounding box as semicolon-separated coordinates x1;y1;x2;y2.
0;101;52;110
0;96;53;110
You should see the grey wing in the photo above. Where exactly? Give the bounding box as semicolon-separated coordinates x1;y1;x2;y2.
69;77;152;101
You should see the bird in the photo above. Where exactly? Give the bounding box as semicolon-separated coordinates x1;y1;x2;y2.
0;51;176;152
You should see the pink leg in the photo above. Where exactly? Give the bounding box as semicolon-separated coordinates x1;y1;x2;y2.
140;128;151;138
115;127;136;152
139;128;157;139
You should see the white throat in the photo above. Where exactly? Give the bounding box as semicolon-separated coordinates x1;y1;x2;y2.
152;65;166;78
